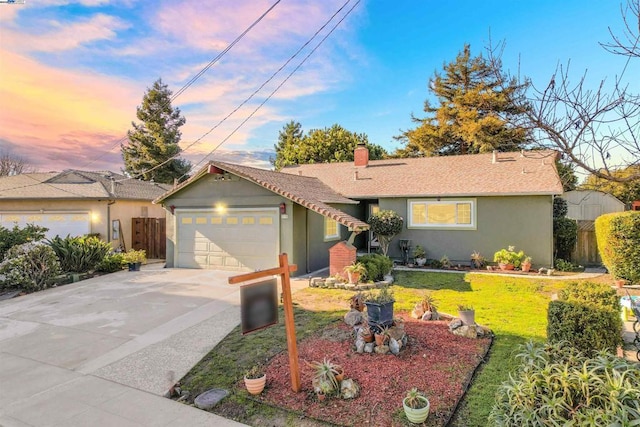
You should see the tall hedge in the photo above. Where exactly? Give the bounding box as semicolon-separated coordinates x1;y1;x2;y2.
595;211;640;283
547;282;622;356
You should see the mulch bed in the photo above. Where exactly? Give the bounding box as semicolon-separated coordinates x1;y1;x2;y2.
254;313;492;426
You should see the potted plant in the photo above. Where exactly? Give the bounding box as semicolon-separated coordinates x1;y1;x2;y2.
493;246;525;270
413;245;427;267
440;255;451;269
470;251;485;269
344;262;367;284
244;365;266;395
402;388;430;424
374;325;390;346
123;249;146;271
364;286;395;329
359;320;374;343
521;256;532;273
309;358;342;398
457;304;475;326
349;292;366;312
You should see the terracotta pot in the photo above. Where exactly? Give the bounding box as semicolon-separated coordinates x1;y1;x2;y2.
335;369;344;383
317;392;326;401
244;374;266;395
362;332;374;343
374;333;388;346
347;272;360;284
521;262;532;273
615;279;626;289
499;263;514;271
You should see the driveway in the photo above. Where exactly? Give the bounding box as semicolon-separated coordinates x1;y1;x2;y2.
0;264;251;426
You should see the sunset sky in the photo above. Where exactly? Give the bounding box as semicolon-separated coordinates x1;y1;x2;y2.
0;1;637;174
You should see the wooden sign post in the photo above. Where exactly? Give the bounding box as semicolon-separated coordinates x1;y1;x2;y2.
228;253;301;392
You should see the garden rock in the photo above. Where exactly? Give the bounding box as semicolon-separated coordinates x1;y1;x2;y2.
452;325;478;339
421;311;432;321
310;277;323;287
355;337;365;353
364;342;375;353
389;337;400;355
374;345;389;354
476;325;492;337
411;303;424;319
344;309;363;326
325;278;337;286
194;388;229;410
448;319;463;331
387;326;405;343
340;379;359;399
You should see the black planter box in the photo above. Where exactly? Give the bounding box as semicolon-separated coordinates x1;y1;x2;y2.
365;300;395;330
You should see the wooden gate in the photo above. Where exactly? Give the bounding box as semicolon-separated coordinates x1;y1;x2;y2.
132;217;166;259
571;220;600;266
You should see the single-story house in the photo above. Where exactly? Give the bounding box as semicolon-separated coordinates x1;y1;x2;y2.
0;170;169;252
155;148;563;274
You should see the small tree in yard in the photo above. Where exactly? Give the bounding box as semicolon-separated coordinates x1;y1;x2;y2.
368;210;403;256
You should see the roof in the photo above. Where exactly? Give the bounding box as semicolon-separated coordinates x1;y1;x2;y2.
282;150;564;198
0;170;171;201
155;161;370;231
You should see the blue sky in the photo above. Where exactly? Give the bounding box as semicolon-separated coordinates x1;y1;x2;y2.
0;0;636;172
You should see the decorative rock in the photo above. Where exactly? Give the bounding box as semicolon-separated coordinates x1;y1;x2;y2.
448;318;463;331
387;326;405;342
411;303;424;319
452;325;478;339
345;284;357;290
340;379;359;399
383;274;394;284
194;388;229;410
389;337;400;355
344;309;363;326
374;345;390;354
355;337;365;353
310;277;323;287
401;334;408;347
326;277;337;285
335;283;346;289
476;325;492;337
364;342;375;353
421;311;432;321
326;281;335;288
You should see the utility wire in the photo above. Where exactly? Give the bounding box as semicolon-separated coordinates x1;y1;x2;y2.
80;0;282;169
183;0;361;179
119;0;354;182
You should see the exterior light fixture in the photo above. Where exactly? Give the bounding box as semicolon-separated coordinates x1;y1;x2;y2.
280;202;287;215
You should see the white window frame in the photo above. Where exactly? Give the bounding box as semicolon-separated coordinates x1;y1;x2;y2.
407;199;477;230
324;217;341;241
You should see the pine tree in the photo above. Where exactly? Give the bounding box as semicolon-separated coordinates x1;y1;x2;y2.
395;44;530;157
122;78;191;183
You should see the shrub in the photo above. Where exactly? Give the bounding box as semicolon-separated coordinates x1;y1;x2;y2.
0;243;61;293
489;341;640;426
367;210;403;256
493;245;525;267
553;217;577;261
47;235;112;273
595;211;640;283
96;252;125;273
357;254;393;281
553;258;580;272
547;282;622;355
0;224;47;259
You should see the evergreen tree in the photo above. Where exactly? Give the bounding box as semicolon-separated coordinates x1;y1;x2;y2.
395;44;530;157
272;122;387;170
122;78;191;183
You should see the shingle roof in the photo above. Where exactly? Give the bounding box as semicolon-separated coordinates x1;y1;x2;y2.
155;161;370;231
282;150;564;198
0;170;170;201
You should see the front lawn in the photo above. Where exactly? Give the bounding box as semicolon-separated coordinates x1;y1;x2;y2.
177;271;585;426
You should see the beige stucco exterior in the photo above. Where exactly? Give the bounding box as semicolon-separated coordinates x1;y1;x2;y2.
0;199;164;251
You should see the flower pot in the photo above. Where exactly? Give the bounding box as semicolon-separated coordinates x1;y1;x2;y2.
374;333;388;346
244;374;266;395
362;332;374;343
458;309;475;326
335;369;345;383
347;272;360;284
403;396;430;424
128;262;141;272
365;300;395;329
615;279;626;289
498;263;514;271
415;258;427;267
521;262;532;273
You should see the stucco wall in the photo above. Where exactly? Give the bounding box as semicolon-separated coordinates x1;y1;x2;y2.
110;200;165;251
380;195;554;267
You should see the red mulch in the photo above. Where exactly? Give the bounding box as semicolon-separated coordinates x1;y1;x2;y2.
254;313;491;427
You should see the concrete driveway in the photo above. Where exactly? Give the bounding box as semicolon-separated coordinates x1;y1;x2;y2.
0;264;251;426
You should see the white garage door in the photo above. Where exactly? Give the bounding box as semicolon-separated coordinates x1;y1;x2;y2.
0;211;91;239
176;208;279;271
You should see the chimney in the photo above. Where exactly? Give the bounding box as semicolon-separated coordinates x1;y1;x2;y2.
354;142;369;167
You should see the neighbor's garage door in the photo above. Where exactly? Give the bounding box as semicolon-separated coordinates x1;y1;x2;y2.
0;211;90;239
176;208;279;271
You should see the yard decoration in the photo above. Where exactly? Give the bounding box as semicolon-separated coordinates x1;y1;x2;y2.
493;245;525;270
244;365;266;395
521;256;532;272
413;245;427;266
367;210;403;256
364;286;395;329
402;388;430;424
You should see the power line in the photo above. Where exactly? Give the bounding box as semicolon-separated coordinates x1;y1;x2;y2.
120;0;355;182
80;0;282;169
184;0;361;178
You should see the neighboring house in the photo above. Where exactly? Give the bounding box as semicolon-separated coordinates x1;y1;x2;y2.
155;148;563;274
0;170;169;253
560;190;625;266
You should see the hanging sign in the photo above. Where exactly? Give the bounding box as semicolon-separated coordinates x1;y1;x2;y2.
240;278;278;335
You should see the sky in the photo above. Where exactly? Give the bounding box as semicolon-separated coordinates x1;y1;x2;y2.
0;0;637;174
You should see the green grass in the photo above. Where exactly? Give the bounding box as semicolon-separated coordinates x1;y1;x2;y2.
179;271;584;426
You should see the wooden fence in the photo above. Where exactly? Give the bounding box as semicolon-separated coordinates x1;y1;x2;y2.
571;220;600;266
132;217;166;259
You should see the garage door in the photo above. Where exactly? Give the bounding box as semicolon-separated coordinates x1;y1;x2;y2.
176;208;279;271
0;212;91;239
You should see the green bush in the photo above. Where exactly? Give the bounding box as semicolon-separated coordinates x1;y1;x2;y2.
595;211;640;283
357;254;393;281
47;235;112;273
553;217;577;261
0;224;47;259
96;252;125;273
553;258;580;272
489;341;640;426
367;210;403;256
0;243;61;293
547;282;622;356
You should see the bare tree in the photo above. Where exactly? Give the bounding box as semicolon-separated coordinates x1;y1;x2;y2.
486;3;640;183
0;152;34;176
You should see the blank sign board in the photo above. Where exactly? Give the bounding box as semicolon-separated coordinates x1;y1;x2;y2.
240;278;278;335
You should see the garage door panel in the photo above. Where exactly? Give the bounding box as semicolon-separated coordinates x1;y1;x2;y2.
176;209;279;271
